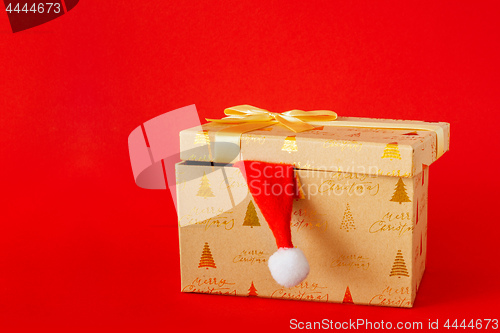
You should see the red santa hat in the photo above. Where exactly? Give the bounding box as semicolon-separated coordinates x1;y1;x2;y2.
235;161;309;288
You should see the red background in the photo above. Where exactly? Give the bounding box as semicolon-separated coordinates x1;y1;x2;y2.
1;1;499;332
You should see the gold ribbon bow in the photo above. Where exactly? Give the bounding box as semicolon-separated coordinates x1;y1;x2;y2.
206;105;337;163
206;105;445;164
207;105;338;133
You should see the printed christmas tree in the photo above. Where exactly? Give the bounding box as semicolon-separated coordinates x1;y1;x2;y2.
194;130;210;145
248;281;258;296
196;172;215;198
243;201;260;228
281;136;298;152
381;142;401;160
390;178;411;204
295;174;306;199
343;286;354;304
198;242;217;269
389;250;409;277
340;203;356;232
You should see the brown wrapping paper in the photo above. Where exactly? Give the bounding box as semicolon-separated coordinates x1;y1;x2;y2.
177;163;430;307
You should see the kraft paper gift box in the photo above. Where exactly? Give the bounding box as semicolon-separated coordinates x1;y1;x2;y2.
175;113;450;307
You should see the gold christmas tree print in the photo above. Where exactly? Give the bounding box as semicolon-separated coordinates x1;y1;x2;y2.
248;281;258;296
196;172;215;198
243;201;260;228
381;142;402;160
194;130;210;145
282;136;298;152
389;250;409;277
340;203;356;232
198;242;217;269
295;174;306;199
390;177;411;204
343;286;354;304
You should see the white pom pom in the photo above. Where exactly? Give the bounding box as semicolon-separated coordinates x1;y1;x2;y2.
268;247;310;288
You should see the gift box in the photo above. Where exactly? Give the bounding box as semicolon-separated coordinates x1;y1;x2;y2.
146;105;450;307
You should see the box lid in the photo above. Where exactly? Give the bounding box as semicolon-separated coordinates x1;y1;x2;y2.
180;116;450;178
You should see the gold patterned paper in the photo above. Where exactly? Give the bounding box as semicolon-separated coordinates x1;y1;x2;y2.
176;162;431;307
175;114;447;307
